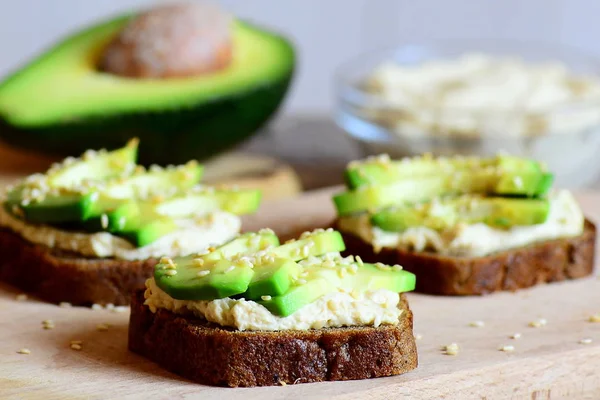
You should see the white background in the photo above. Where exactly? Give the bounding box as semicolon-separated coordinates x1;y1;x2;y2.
0;0;598;114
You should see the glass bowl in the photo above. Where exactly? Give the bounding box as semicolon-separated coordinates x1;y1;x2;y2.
334;40;600;189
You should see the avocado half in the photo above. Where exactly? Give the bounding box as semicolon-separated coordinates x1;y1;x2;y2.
0;15;295;164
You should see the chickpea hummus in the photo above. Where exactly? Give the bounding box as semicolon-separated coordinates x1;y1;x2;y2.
144;278;403;331
0;206;241;260
338;190;584;257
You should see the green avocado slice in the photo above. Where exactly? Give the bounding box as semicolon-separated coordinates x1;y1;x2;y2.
244;258;302;300
344;154;552;197
371;196;551;232
154;231;280;300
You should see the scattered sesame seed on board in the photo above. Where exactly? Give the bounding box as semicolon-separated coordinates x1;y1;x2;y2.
510;333;522;340
499;345;515;352
70;344;82;351
469;321;485;328
17;348;31;355
415;334;423;340
443;343;459;356
528;318;547;328
91;304;103;311
59;302;72;308
588;314;600;323
579;338;593;345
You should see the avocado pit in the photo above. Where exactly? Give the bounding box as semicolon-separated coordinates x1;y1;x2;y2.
100;2;233;79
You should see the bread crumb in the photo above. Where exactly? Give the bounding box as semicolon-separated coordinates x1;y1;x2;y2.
59;302;72;308
528;318;547;328
579;338;593;345
469;320;485;328
17;348;31;354
279;380;287;386
588;314;600;323
70;344;82;351
15;294;28;302
499;345;515;352
443;343;459;356
510;333;522;340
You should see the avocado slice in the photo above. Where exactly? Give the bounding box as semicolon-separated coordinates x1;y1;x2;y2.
371;196;551;232
82;160;204;227
0;14;295;164
344;154;552;197
5;140;138;224
244;258;302;300
272;230;346;260
334;168;554;216
259;261;416;317
154;231;280;300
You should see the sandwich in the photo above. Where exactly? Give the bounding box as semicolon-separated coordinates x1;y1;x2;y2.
333;154;596;295
0;139;261;305
129;228;418;387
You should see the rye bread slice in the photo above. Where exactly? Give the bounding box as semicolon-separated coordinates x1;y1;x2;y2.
335;219;596;296
0;228;156;306
128;290;418;387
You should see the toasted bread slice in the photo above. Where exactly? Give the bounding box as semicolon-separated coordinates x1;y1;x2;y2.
128;290;418;387
0;228;156;306
335;220;596;296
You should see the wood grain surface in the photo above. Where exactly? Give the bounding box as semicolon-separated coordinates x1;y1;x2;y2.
1;187;600;400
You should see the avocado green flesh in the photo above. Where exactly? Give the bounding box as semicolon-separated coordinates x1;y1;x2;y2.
121;217;178;247
6;192;96;224
156;258;255;301
259;277;336;317
155;232;280;300
372;197;551;232
345;155;551;197
334;169;553;216
272;231;346;260
0;16;295;164
244;258;301;300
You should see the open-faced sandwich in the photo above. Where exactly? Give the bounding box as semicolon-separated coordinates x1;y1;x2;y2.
0;139;261;305
333;154;596;295
130;228;417;387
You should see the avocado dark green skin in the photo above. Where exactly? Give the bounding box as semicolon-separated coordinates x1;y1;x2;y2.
0;73;293;165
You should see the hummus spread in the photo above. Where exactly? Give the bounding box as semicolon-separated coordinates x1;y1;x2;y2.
0;206;241;260
338;190;584;257
144;278;402;331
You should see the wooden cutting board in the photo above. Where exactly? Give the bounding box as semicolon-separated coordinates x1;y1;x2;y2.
1;187;600;400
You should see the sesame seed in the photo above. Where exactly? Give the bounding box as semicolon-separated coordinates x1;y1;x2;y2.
443;343;459;356
392;264;404;271
588;314;600;323
165;270;177;276
17;348;31;355
415;334;423;340
192;258;205;267
96;323;110;332
529;318;547;328
279;380;287;386
112;306;128;313
70;344;82;351
469;321;485;328
261;295;272;301
510;333;522;340
15;294;28;302
499;345;515;352
224;266;236;274
70;340;83;345
100;214;109;229
355;256;364;267
258;228;275;235
197;270;210;277
296;279;307;285
59;302;72;308
375;262;390;271
579;338;593;345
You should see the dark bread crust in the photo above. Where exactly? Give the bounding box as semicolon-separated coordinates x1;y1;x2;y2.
128;290;418;387
336;219;596;296
0;228;156;306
